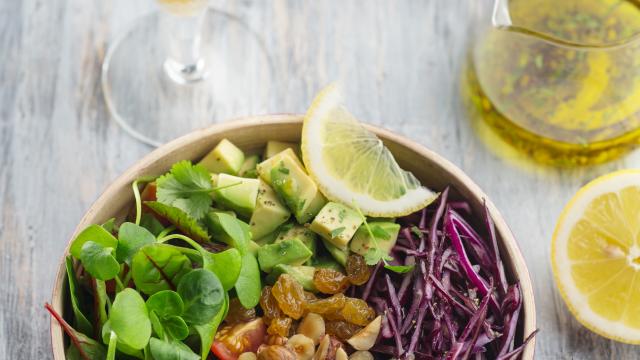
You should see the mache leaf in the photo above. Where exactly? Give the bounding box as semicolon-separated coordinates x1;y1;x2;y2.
203;212;250;253
205;248;242;291
70;224;118;259
156;160;213;220
145;201;209;242
140;213;166;237
79;241;120;281
234;253;262;308
109;289;152;350
149;337;199;360
116;222;157;264
177;269;224;325
101;320;144;358
146;290;183;319
194;294;228;360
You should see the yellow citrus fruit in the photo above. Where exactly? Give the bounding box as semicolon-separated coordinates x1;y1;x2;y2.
301;85;437;217
552;169;640;343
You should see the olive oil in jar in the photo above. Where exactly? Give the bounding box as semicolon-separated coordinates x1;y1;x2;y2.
464;0;640;166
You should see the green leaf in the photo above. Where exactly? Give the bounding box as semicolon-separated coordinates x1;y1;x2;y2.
46;302;107;360
145;201;209;242
363;247;392;266
149;311;165;339
384;263;415;274
140;213;166;237
94;279;109;331
235;253;262;308
410;226;422;238
146;290;184;319
131;244;193;295
110;288;152;350
102;218;117;233
330;226;346;239
156;160;213;220
162;316;189;340
101;320;144;358
117;222;157;264
177;269;224;325
80;241;120;281
65;256;93;336
106;331;117;360
149;338;199;360
70;224;118;259
205;248;242;291
203;212;249;253
194;295;227;360
371;224;391;240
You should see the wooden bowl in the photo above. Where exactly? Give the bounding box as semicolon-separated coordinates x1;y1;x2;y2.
50;114;536;359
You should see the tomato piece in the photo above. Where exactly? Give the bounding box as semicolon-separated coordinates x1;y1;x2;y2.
211;318;266;359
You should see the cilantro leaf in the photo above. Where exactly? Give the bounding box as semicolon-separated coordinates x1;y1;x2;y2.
371;224;391;240
145;201;210;242
364;247;392;266
410;226;422;238
156;161;213;220
384;263;415;273
330;226;346;239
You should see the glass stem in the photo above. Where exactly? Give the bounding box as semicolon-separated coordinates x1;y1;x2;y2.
163;9;208;84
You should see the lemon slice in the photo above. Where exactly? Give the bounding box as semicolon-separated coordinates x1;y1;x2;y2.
301;85;437;217
552;169;640;344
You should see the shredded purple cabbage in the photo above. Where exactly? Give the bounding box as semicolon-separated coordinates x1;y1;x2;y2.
356;188;537;359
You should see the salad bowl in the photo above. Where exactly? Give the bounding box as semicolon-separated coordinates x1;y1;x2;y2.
50;114;536;359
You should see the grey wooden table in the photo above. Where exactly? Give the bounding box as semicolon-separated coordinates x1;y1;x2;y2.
1;0;639;359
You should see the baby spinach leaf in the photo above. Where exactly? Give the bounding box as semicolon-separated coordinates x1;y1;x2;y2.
80;241;120;281
45;303;107;360
116;222;157;264
156;160;213;220
101;320;144;359
140;213;165;237
131;244;192;295
149;337;199;360
145;201;209;242
162;316;189;340
70;224;118;259
109;288;152;350
205;248;242;291
146;290;183;319
194;295;227;360
177;269;224;325
234;253;262;308
65;256;93;336
203;212;249;253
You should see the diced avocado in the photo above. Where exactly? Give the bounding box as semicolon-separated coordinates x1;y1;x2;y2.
256;148;304;184
322;239;348;266
250;181;291;239
254;230;279;246
257;239;313;272
213;174;259;218
268;159;326;224
310;202;363;249
239;154;260;178
275;224;317;265
199;138;245;175
314;256;343;272
266;264;316;291
350;222;401;257
264;141;299;160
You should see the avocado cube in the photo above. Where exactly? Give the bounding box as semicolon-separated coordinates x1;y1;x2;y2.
250;181;291;239
254;230;279;246
350;222;401;257
257;238;313;272
199;139;245;175
322;239;348;266
314;256;344;272
264;141;299;159
266;264;317;292
256;148;304;184
266;155;326;224
239;154;260;178
275;224;317;265
213;174;259;218
310;202;363;249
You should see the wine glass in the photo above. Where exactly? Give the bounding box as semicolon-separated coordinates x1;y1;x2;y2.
102;0;274;147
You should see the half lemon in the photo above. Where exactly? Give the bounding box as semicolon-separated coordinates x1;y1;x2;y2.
301;85;437;217
552;169;640;343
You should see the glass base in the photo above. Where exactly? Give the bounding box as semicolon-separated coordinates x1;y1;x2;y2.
102;8;273;147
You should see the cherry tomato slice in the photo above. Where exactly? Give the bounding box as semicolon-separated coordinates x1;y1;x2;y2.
211;318;266;360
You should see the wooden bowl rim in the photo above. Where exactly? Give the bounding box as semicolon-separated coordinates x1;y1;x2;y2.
50;113;536;359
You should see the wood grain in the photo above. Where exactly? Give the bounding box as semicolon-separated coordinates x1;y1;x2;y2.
1;0;639;359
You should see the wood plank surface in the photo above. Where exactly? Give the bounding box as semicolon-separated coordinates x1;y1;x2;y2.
1;0;639;359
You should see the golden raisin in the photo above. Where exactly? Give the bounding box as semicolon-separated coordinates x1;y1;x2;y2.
226;297;257;324
260;286;282;324
340;298;375;326
267;317;292;337
271;274;306;320
346;254;371;286
305;293;346;315
325;320;363;340
313;268;350;294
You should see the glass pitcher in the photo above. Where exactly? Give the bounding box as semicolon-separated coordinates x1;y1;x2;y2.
464;0;640;166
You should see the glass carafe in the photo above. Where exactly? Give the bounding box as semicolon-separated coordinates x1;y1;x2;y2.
464;0;640;166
